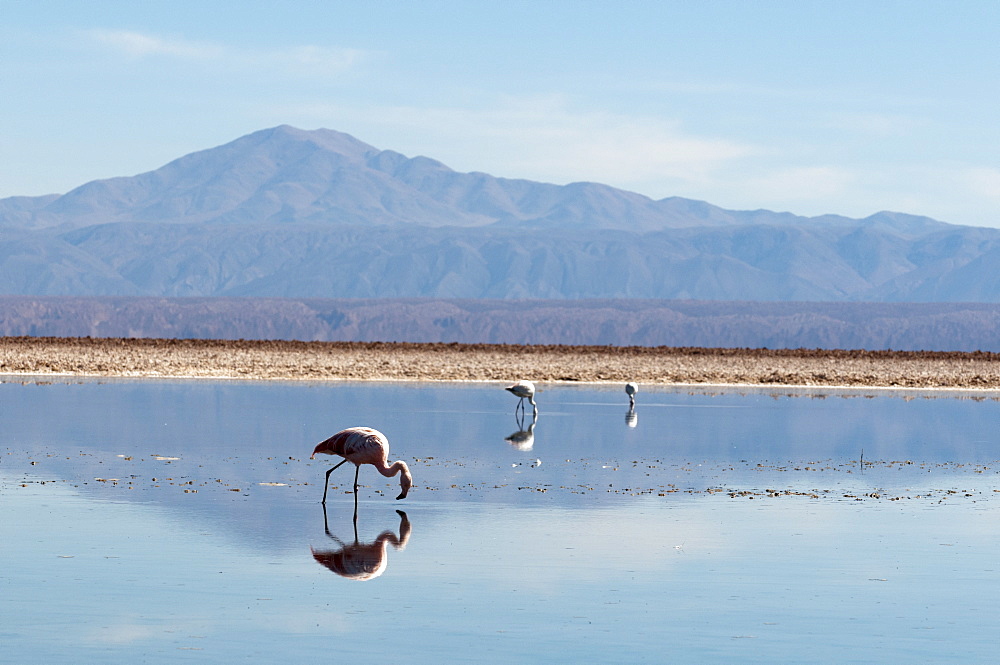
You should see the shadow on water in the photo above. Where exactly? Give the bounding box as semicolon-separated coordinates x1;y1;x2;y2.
312;505;411;581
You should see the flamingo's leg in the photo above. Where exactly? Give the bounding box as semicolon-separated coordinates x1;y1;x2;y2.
321;459;348;504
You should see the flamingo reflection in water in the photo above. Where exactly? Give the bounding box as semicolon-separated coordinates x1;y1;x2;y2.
312;507;411;581
505;416;537;451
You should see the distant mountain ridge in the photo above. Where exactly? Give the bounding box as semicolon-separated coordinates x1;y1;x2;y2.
1;125;947;234
1;125;999;303
4;296;1000;352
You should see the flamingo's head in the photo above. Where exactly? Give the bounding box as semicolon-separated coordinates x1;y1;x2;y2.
310;441;329;460
396;463;413;500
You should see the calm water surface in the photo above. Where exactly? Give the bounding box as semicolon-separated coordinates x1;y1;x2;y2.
2;378;999;663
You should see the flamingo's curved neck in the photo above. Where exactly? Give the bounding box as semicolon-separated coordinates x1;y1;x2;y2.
371;460;413;499
372;459;406;478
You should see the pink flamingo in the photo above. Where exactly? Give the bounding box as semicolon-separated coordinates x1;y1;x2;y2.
310;427;413;503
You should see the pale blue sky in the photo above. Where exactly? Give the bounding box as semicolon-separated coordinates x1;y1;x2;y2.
3;1;1000;226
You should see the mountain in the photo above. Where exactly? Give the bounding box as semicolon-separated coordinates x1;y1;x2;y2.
1;125;1000;302
3;296;1000;352
3;125;761;232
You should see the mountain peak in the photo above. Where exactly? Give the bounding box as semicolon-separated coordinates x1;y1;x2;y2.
242;125;381;160
0;125;954;236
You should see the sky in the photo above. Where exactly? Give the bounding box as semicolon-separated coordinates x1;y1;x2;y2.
3;0;1000;227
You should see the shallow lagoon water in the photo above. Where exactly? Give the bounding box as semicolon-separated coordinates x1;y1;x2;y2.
2;378;999;663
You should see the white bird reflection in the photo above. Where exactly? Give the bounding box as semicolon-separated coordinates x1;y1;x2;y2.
625;407;638;428
311;506;411;581
506;412;538;450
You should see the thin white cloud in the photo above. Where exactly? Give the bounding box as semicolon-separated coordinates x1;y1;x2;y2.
634;77;943;111
705;163;1000;225
737;166;857;204
277;96;756;193
820;111;925;137
85;29;366;76
88;29;223;59
963;167;1000;200
257;44;367;77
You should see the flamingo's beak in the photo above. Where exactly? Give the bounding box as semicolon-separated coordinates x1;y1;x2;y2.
310;453;315;459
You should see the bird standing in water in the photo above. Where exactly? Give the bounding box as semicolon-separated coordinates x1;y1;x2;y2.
311;427;412;504
625;382;638;408
506;380;538;418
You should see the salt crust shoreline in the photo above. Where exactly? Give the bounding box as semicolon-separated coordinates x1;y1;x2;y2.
7;372;1000;402
3;336;1000;394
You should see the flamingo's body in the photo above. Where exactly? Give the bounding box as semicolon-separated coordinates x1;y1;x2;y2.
625;382;638;408
506;380;538;417
311;427;412;503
